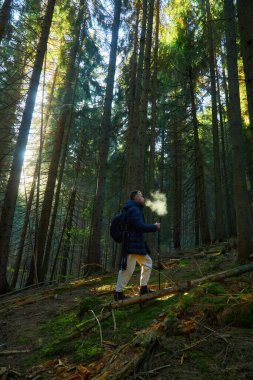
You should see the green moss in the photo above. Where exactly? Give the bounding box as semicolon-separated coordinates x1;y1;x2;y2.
164;311;177;331
24;353;42;367
40;312;77;334
78;296;102;317
199;282;226;295
188;350;209;372
222;301;253;328
39;312;79;356
101;296;178;344
75;339;102;361
174;292;196;313
17;336;30;344
179;259;190;268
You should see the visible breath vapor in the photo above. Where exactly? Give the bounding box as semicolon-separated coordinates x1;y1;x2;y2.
145;191;167;216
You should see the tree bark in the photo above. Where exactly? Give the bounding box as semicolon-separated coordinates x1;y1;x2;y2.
11;65;58;289
221;65;237;237
59;188;76;279
237;0;253;135
0;58;27;203
205;0;223;241
87;0;122;269
124;0;141;197
27;0;86;285
237;0;253;193
224;0;253;262
172;122;182;250
189;67;211;245
0;0;12;43
0;0;56;294
148;0;159;194
216;62;233;238
135;0;154;188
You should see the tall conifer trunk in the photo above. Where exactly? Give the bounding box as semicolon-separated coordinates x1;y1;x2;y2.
237;0;253;134
0;0;12;42
224;0;253;262
0;0;56;294
205;0;223;241
172;122;182;250
59;188;76;279
216;63;233;237
124;1;141;197
11;65;58;289
148;0;159;194
87;0;122;269
237;0;253;191
189;67;211;245
26;0;86;285
125;0;147;194
136;0;154;188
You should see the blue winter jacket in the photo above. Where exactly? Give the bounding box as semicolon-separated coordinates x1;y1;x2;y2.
123;200;157;255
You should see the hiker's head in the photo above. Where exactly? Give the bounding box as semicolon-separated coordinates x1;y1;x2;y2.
130;190;145;205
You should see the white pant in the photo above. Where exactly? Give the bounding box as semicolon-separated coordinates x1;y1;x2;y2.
116;254;152;292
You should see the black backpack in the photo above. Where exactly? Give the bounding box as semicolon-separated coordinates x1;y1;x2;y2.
110;210;129;243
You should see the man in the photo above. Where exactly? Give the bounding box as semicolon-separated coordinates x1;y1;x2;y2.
114;190;160;301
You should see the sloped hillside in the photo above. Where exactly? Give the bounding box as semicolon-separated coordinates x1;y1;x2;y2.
0;243;253;379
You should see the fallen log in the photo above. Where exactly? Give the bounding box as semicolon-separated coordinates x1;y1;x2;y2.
0;349;30;355
108;263;253;309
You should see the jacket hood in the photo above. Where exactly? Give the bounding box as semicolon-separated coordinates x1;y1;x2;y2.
123;200;143;211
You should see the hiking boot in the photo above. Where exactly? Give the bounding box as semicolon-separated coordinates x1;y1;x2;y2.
114;291;129;301
139;286;154;295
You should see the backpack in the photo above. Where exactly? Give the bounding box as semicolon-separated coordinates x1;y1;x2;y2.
110;210;128;243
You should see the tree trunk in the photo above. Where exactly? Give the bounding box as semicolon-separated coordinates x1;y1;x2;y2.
87;0;122;269
237;0;253;194
11;165;37;289
11;65;58;289
148;0;159;194
194;185;200;246
189;66;211;245
224;0;253;262
237;0;253;134
0;70;23;204
205;0;223;241
135;0;154;188
28;0;86;285
172;122;182;250
216;62;233;238
59;188;76;279
123;1;140;198
221;65;237;237
0;0;56;294
0;0;12;43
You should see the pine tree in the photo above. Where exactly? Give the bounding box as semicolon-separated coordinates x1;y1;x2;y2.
224;0;253;262
0;0;57;294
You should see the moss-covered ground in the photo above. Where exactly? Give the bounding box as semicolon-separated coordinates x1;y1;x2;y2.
0;245;253;379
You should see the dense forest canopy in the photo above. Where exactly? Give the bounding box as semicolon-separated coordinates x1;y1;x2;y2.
0;0;253;294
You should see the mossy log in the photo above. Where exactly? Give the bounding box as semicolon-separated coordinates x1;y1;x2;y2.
108;263;253;310
92;325;161;380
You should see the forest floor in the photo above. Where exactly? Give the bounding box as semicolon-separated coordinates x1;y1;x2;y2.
0;243;253;380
